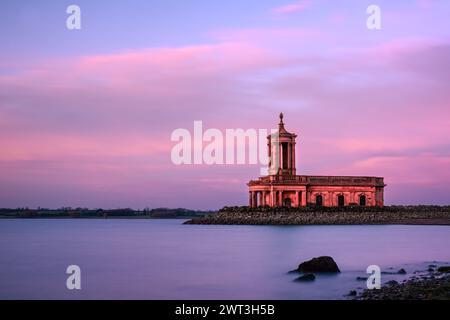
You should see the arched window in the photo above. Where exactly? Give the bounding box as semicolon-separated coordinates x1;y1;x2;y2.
316;195;323;206
282;142;288;169
284;198;292;207
359;195;366;206
338;195;345;207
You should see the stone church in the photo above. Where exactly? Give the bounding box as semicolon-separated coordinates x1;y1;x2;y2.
248;114;385;207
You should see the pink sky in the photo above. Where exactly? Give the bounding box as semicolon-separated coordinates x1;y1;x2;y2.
1;1;450;209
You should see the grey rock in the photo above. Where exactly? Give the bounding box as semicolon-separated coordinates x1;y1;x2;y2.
347;290;357;296
297;256;340;273
398;268;407;274
295;273;316;282
437;266;450;273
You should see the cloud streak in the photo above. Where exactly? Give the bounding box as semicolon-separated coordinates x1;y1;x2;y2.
272;0;312;15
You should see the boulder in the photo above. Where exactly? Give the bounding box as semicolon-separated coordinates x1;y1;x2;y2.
397;268;407;274
437;266;450;273
295;273;316;282
347;290;357;296
297;256;340;273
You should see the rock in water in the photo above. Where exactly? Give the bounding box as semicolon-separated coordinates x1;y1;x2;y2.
297;256;340;273
437;266;450;273
295;273;316;282
347;290;357;296
397;268;407;274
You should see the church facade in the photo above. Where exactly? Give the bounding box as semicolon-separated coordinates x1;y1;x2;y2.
247;114;385;207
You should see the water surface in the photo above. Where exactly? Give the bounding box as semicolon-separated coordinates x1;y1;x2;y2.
0;219;449;299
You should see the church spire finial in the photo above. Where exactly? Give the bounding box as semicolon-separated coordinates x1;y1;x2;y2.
279;112;285;130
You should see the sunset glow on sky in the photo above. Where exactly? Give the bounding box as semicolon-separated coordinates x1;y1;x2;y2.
1;0;450;209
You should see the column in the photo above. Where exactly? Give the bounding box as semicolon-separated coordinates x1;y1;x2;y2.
292;142;296;174
249;192;252;207
301;191;306;207
279;144;283;171
377;188;384;206
297;191;301;207
287;143;291;171
279;191;283;206
272;191;276;207
262;191;266;206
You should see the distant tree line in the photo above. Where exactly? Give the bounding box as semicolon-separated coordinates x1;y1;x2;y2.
0;207;212;219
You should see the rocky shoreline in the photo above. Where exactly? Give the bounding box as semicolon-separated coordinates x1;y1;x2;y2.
290;256;450;300
184;206;450;225
356;266;450;300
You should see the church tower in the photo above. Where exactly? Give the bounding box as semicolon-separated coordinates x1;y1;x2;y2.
267;113;297;176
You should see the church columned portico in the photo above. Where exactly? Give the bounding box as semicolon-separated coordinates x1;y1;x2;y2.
249;186;308;207
248;114;385;207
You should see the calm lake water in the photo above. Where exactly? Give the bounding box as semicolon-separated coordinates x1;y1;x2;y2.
0;219;449;300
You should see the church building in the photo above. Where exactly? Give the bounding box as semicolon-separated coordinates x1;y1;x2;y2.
247;114;385;207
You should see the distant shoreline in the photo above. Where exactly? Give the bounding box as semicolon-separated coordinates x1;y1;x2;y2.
3;206;450;225
0;216;194;220
184;206;450;226
0;208;211;220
